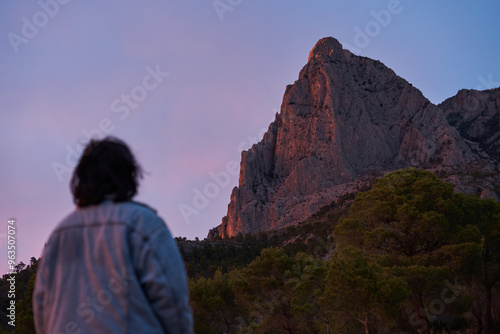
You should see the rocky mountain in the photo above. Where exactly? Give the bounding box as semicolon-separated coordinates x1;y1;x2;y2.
208;37;500;239
440;88;500;164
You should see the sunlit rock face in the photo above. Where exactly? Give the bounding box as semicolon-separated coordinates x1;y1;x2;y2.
207;37;499;239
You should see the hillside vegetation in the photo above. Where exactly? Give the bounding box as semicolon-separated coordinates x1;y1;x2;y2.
188;169;500;333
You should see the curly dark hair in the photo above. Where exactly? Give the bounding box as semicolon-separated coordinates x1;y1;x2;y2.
70;137;143;207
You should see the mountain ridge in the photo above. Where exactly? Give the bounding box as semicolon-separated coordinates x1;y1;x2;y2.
208;37;500;239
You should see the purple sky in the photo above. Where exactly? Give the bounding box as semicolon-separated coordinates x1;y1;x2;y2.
1;0;499;274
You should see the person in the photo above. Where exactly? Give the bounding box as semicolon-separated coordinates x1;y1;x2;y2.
33;137;194;334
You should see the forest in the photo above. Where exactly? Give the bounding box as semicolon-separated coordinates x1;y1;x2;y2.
0;169;498;333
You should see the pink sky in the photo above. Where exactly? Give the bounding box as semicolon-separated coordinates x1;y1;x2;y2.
1;0;499;274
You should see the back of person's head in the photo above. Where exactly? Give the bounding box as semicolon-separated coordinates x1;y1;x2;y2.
70;137;143;207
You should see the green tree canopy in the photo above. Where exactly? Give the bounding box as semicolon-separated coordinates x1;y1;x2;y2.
334;168;500;333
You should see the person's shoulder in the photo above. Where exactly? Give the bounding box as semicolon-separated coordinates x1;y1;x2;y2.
51;201;165;236
117;201;159;219
125;200;158;214
54;208;84;230
43;208;84;246
116;201;166;233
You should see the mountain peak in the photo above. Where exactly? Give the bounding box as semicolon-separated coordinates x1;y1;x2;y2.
308;37;344;61
208;37;500;240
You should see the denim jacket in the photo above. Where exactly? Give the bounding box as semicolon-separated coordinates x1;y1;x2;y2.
33;200;194;334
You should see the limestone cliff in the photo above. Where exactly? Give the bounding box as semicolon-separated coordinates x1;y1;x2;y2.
208;37;499;239
440;88;500;164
